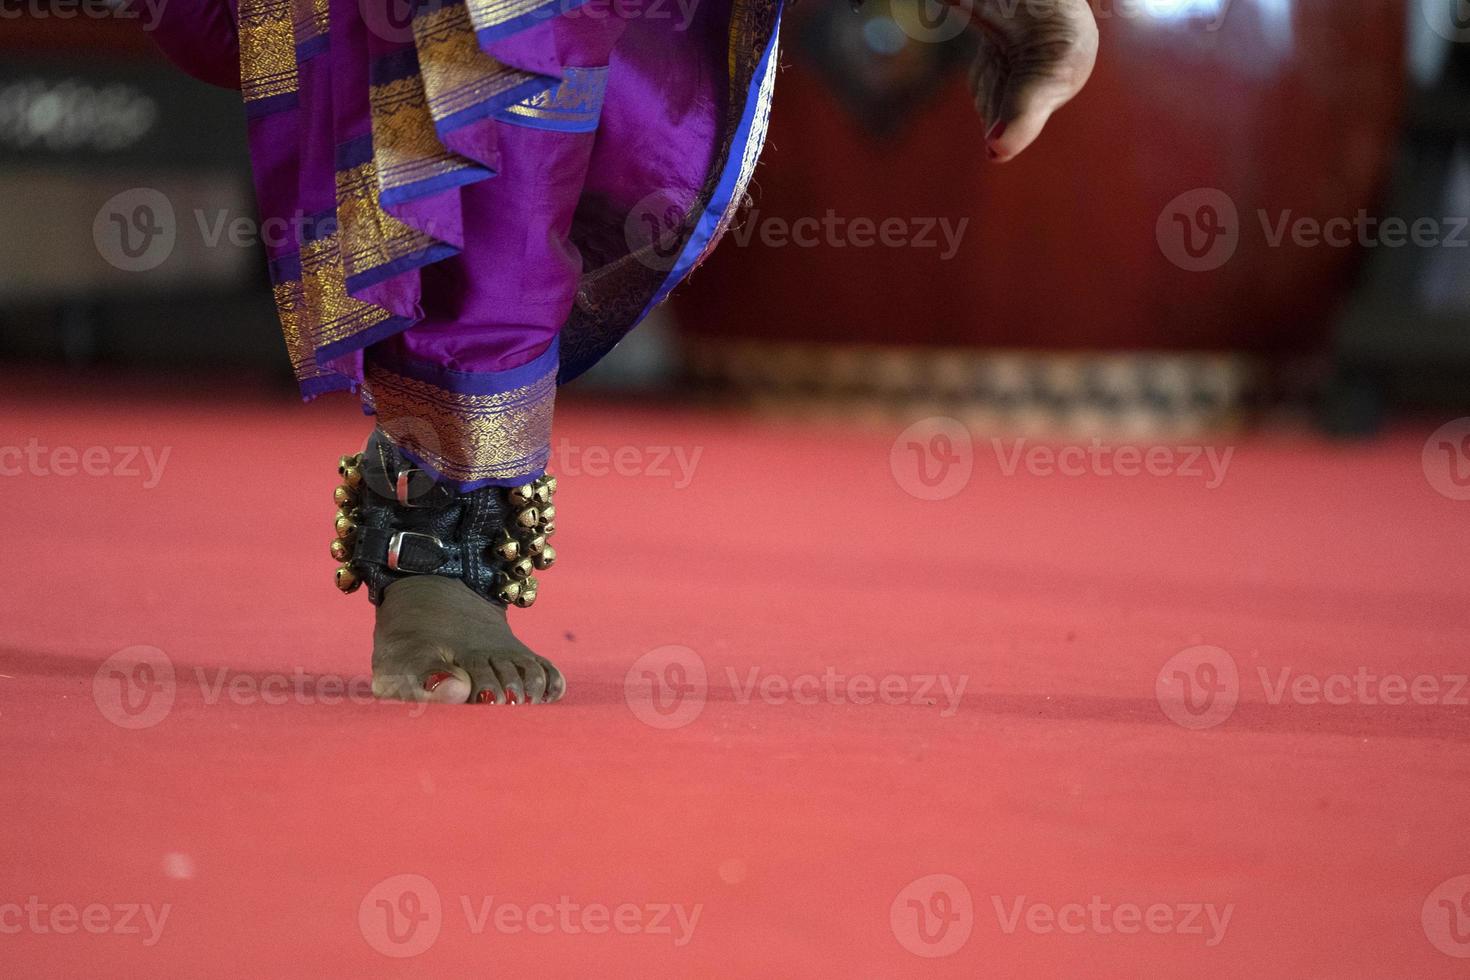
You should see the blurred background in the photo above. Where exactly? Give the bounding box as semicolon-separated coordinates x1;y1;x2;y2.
1;0;1468;435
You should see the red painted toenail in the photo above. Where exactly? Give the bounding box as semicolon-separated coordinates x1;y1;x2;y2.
424;672;453;693
506;691;519;705
477;690;495;704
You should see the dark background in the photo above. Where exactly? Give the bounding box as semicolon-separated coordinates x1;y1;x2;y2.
2;0;1468;430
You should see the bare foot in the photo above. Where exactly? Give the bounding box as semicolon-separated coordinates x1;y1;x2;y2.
370;576;566;705
962;0;1100;161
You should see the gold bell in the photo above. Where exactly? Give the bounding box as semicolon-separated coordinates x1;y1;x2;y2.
334;565;361;593
497;579;523;603
330;539;352;562
515;507;539;528
537;504;556;526
532;546;556;570
508;557;534;580
333;485;357;508
494;537;521;561
537;475;557;495
515;577;539;607
337;453;359;475
340;465;363;488
334;511;357;540
525;534;547;555
541;521;556;537
508;483;536;506
533;482;553;506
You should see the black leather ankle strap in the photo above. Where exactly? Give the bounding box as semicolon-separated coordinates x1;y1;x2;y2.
329;432;556;607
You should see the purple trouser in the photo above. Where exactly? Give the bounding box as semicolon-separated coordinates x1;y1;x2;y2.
144;0;782;486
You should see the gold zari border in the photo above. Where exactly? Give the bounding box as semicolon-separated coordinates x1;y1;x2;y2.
362;361;557;483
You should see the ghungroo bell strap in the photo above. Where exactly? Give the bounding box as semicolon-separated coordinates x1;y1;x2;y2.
329;432;556;607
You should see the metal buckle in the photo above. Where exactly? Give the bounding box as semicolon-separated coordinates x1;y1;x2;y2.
387;531;443;572
397;466;447;507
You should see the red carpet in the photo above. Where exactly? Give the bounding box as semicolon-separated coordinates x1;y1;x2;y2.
2;374;1467;977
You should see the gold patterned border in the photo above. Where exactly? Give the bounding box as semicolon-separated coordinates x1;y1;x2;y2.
292;0;330;48
239;0;299;105
413;3;540;124
466;0;550;33
273;278;328;385
336;160;442;279
370;73;479;194
501;66;609;130
362;361;557;483
297;233;398;350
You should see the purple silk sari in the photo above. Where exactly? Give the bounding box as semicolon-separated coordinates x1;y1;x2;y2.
145;0;781;486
